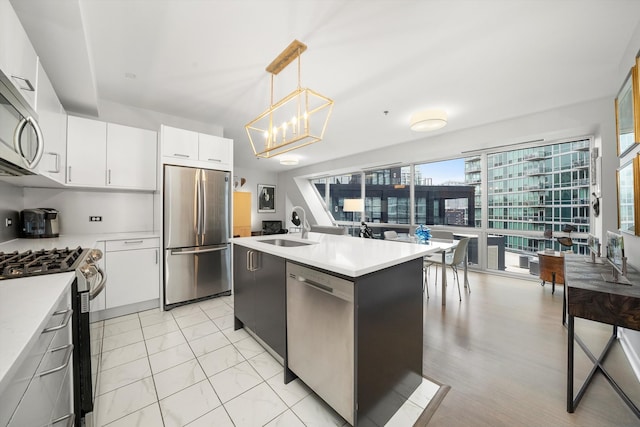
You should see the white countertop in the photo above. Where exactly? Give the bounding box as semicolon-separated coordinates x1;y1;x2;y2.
232;232;453;277
0;272;75;396
0;231;160;253
0;231;159;396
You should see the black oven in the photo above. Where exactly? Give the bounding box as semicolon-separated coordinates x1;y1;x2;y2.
71;250;105;426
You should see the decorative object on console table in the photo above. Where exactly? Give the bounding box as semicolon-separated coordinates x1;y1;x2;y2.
257;184;276;213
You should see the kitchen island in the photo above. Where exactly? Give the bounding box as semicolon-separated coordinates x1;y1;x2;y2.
232;232;446;426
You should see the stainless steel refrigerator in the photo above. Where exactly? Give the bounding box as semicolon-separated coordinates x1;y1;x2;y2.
163;164;231;308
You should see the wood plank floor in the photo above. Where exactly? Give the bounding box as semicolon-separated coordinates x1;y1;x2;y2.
422;270;640;427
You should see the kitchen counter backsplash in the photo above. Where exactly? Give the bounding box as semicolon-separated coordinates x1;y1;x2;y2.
0;209;19;244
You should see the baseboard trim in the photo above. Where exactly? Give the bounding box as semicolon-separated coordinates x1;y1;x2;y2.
619;328;640;383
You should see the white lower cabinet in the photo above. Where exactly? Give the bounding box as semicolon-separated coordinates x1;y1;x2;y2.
2;289;73;427
105;238;160;309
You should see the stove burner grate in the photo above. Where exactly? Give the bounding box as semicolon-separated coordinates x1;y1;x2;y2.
0;246;86;280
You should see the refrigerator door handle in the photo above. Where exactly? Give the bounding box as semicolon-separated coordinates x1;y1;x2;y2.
194;169;201;237
201;176;207;239
170;246;228;255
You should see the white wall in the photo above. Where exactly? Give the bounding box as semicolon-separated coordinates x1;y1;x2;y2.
94;99;224;136
0;182;23;242
233;166;280;232
22;188;154;235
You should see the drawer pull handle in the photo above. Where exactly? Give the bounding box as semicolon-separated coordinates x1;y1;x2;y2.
124;240;144;244
43;308;73;333
208;158;222;162
51;412;75;426
39;344;73;377
173;153;189;158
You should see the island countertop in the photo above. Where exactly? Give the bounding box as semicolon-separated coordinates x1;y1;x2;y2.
232;232;451;277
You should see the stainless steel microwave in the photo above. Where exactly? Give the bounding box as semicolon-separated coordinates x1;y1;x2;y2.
0;69;43;176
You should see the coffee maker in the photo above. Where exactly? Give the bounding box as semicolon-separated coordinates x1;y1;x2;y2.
20;208;60;238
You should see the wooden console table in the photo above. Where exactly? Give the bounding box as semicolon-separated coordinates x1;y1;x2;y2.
565;254;640;418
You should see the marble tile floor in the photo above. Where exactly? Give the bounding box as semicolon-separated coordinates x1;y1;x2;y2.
90;295;440;427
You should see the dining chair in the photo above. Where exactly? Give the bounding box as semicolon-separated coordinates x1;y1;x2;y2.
425;237;470;301
383;230;398;240
423;230;454;295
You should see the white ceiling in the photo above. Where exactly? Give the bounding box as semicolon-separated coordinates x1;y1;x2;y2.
12;0;640;172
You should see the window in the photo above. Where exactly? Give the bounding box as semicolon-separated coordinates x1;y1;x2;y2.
308;136;592;277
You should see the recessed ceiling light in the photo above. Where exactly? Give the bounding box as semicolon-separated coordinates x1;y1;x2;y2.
124;72;137;79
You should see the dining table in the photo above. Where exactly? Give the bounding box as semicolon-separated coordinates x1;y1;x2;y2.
393;236;458;306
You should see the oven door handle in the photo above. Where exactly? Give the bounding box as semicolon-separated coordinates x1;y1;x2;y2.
89;265;107;300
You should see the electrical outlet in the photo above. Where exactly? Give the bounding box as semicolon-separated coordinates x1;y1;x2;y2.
89;216;102;222
5;218;12;227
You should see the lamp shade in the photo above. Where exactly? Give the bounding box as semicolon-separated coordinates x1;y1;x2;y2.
410;109;448;131
343;198;364;212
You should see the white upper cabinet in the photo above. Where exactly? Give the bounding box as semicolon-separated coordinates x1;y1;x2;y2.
107;123;157;190
35;62;67;184
198;133;233;170
0;0;38;110
67;116;157;190
161;125;198;160
161;124;232;171
66;116;107;187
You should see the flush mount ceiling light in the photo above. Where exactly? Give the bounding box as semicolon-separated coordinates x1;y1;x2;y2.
409;109;448;132
279;156;299;166
245;40;334;159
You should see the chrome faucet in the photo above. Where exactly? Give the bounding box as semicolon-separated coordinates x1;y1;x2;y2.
291;206;311;239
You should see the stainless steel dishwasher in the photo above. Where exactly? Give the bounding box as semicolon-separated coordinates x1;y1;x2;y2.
286;262;355;425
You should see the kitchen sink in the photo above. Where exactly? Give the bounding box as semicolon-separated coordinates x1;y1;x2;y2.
260;239;316;247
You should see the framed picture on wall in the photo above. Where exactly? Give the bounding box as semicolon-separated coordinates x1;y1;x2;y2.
614;62;640;157
257;184;276;213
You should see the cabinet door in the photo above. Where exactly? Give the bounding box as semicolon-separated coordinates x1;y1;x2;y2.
253;252;286;358
198;133;232;169
106;247;160;309
107;123;157;190
0;0;38;109
35;62;67;183
66;116;107;187
232;245;255;330
161;125;198;160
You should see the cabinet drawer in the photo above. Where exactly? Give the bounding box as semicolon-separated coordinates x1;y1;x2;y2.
106;237;159;252
9;355;73;427
0;297;70;426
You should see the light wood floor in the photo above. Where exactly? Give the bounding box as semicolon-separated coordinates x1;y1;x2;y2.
422;270;640;427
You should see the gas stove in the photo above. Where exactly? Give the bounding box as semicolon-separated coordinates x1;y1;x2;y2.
0;246;89;280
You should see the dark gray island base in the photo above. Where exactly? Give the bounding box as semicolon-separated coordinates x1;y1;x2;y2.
233;243;424;426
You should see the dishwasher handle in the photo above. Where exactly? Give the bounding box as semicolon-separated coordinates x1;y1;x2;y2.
295;275;334;294
290;273;353;302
